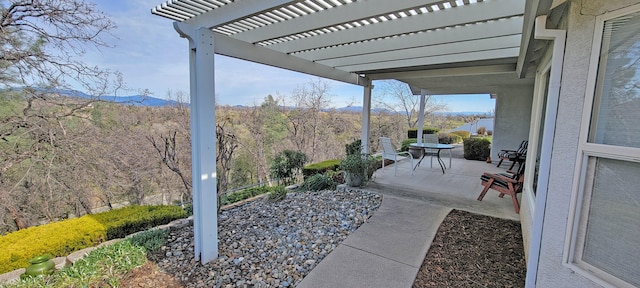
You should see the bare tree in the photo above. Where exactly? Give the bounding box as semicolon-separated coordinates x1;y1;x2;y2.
149;131;192;206
283;78;332;162
0;0;116;90
374;80;447;128
216;120;238;194
0;1;119;230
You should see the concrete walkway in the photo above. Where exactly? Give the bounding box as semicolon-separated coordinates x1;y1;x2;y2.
297;195;451;288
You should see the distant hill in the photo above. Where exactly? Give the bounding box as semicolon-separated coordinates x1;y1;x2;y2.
95;95;179;107
6;87;180;107
67;90;179;107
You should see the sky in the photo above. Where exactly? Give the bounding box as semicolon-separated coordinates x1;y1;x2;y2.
83;0;495;113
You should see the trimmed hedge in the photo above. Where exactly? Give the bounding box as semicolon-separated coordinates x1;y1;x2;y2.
463;138;492;160
407;128;439;138
0;205;186;274
91;205;187;240
219;185;272;206
449;130;471;139
400;138;417;152
302;159;340;177
438;133;463;144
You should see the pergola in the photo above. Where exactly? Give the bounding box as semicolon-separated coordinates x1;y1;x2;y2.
150;0;551;264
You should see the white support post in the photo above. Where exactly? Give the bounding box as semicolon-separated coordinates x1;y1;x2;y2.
417;90;427;144
361;81;373;154
174;22;218;264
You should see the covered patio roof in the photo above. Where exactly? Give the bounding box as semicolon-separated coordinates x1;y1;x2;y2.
150;0;557;265
151;0;549;94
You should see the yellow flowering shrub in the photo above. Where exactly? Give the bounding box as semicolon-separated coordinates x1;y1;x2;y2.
0;205;187;274
0;217;105;273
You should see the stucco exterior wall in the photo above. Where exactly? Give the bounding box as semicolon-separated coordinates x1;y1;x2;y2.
520;193;533;261
536;0;640;287
492;86;533;162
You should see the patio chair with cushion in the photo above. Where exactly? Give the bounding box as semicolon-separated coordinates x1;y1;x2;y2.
496;140;528;170
379;137;415;176
477;162;525;213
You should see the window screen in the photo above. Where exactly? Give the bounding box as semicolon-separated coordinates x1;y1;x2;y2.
581;158;640;286
588;11;640;148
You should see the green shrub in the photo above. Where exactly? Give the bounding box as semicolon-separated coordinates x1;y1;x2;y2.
183;203;193;216
220;185;271;205
297;173;337;192
269;150;308;186
302;159;340;177
400;138;418;152
345;139;362;156
407;128;439;138
91;205;187;240
267;186;288;202
127;229;169;253
449;130;471;139
463;138;491;160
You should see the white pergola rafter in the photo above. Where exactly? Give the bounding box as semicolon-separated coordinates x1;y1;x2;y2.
152;0;527;80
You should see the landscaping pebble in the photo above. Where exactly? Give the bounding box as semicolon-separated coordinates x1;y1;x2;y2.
150;189;381;287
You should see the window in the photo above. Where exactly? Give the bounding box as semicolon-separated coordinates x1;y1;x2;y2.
566;5;640;288
523;59;551;211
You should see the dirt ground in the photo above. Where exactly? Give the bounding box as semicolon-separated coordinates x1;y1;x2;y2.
412;209;526;287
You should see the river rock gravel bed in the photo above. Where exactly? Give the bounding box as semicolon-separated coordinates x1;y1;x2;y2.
146;189;382;287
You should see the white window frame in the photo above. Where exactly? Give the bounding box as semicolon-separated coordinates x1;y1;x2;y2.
564;4;640;288
523;57;552;217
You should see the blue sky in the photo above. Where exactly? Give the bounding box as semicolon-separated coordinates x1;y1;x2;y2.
85;0;495;113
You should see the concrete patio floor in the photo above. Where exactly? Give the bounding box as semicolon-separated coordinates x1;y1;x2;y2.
369;152;521;221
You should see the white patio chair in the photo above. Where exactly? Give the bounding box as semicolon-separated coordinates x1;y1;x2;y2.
379;137;414;176
423;134;439;168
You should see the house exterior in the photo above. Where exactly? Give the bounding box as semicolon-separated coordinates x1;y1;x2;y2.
150;1;639;287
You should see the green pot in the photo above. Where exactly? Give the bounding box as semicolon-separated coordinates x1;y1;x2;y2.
22;255;55;278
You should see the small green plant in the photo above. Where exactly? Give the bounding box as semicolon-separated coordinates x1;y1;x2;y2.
3;239;147;288
297;173;337;192
267;186;288;202
340;154;375;187
127;229;169;252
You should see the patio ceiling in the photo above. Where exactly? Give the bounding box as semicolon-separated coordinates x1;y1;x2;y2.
152;0;543;94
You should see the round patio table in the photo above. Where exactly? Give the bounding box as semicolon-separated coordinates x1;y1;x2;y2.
409;143;454;174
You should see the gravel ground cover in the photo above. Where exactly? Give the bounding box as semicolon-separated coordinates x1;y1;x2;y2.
121;189;382;287
118;192;526;288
